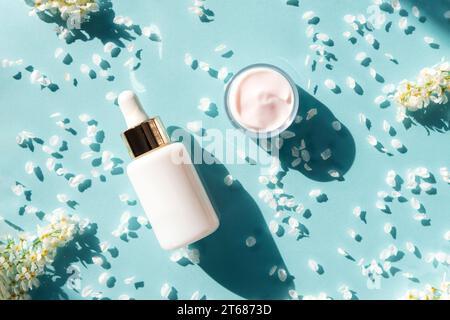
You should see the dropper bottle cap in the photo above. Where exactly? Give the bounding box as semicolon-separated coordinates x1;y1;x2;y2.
118;90;149;128
119;90;170;158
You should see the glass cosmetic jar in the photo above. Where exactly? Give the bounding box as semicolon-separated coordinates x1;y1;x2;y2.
224;63;299;138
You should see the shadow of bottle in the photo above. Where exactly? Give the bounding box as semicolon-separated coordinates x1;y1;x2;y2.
167;127;295;300
278;86;356;182
31;223;110;300
26;0;136;47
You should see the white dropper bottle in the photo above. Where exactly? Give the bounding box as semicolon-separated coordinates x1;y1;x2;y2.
118;91;219;250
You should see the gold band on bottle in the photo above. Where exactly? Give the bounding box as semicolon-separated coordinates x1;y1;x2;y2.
122;117;170;158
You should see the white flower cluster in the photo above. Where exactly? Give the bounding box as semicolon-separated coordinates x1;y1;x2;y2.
402;277;449;300
29;0;99;26
0;210;84;300
394;60;449;121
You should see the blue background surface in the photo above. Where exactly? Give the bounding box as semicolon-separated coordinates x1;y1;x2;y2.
0;0;449;300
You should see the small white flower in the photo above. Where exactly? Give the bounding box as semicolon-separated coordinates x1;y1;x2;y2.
224;174;234;186
324;79;336;90
410;197;421;210
98;272;110;285
367;135;378;146
81;286;94;298
245;236;256;247
332;120;342;131
398;17;408;30
308;189;322;198
92;256;104;266
390;139;403;149
160;283;172;299
269;220;279;234
277;268;288;282
187;121;202;133
184;53;194;66
444;231;450;241
198;97;211;111
105;92;117;101
289;289;299;300
355;52;367;62
384;223;393;234
302;11;315;20
405;242;415;253
346;76;356;89
343;14;355;23
376;201;387;211
308;259;320;272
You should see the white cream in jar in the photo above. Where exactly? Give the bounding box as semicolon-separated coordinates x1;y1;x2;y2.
225;64;298;137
